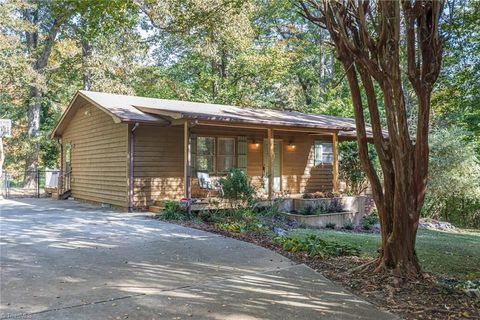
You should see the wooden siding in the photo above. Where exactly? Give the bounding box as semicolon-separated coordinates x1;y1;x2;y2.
62;103;129;207
132;125;333;207
132;125;184;208
272;131;333;194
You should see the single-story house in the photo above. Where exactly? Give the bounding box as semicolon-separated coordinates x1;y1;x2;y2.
52;90;372;211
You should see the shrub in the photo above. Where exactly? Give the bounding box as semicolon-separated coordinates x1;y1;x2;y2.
344;222;355;230
299;205;316;215
325;222;336;229
339;141;377;195
256;198;289;228
327;198;344;212
362;214;378;230
162;200;185;220
302;191;342;199
299;201;344;215
302;192;313;199
273;234;360;258
219;168;256;206
316;203;328;214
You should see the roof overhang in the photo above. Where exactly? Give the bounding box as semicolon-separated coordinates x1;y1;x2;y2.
52;91;169;138
135;106;356;132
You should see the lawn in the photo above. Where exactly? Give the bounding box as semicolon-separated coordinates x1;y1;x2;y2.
292;228;480;280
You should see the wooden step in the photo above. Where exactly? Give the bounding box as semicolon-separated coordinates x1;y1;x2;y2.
59;189;72;200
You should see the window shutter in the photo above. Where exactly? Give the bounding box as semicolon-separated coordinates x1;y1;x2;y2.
237;136;247;171
191;135;197;172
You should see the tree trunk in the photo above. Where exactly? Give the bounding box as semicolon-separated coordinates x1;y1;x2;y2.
24;86;42;188
300;0;443;280
22;7;67;187
81;39;93;90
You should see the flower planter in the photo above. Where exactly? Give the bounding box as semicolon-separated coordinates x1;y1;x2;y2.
286;211;357;228
288;196;366;228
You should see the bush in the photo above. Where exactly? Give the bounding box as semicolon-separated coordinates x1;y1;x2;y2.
362;214;378;230
273;234;360;258
325;222;336;229
162;200;185;220
256;198;289;228
327;198;344;212
219;168;256;206
344;222;355;230
299;205;316;215
339;141;377;195
302;191;342;199
298;200;344;216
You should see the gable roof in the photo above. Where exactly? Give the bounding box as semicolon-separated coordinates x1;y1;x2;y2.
53;90;381;138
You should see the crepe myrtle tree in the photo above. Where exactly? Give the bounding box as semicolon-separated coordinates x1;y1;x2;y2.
300;0;444;279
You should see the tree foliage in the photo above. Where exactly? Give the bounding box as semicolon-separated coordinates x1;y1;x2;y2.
339;141;376;195
425;127;480;228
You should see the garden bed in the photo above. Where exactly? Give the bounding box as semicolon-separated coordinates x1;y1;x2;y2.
286;211;355;228
287;196;366;228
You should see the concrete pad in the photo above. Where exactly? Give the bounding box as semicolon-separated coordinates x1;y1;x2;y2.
0;199;396;319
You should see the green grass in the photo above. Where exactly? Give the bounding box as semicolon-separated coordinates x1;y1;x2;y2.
291;228;480;280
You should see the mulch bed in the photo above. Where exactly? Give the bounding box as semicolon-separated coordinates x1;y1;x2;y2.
168;219;480;320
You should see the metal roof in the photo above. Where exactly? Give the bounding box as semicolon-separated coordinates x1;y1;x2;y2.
78;90;359;130
53;90;384;138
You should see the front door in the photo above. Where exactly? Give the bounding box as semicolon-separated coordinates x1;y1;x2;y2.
263;139;282;193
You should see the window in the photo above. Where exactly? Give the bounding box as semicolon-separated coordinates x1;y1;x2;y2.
217;137;235;173
193;136;239;174
196;137;215;172
314;141;333;165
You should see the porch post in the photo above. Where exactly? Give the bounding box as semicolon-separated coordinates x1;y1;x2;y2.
184;121;192;201
267;128;274;200
332;131;339;193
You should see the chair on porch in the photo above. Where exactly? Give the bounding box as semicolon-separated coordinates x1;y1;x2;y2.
196;171;224;198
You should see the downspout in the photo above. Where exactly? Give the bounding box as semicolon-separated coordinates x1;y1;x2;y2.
58;138;63;194
129;122;139;212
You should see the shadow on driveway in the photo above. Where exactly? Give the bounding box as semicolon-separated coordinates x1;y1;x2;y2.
0;198;395;319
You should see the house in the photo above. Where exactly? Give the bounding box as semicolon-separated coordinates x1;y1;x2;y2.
52;90;370;211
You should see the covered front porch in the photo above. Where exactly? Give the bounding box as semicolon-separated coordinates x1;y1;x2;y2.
179;120;341;202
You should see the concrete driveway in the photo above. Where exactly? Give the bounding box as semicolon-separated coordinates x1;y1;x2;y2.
0;198;394;320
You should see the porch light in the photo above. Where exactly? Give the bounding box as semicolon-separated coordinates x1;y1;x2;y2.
287;140;296;151
250;139;260;148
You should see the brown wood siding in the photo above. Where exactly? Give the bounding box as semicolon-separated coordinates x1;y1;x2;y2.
133;125;184;208
277;132;333;193
132;125;333;207
62;103;129;207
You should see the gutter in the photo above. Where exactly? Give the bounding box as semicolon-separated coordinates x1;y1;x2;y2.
128;122;139;212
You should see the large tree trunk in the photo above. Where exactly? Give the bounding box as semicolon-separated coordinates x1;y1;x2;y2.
301;0;443;280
